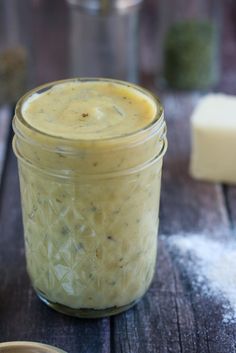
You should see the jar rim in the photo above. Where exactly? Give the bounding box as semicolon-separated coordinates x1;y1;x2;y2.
66;0;143;14
12;135;167;180
14;77;164;146
0;341;66;353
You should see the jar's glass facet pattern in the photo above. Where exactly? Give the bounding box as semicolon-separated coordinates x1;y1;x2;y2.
13;78;167;318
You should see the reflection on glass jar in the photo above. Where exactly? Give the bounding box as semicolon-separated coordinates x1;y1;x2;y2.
13;78;167;318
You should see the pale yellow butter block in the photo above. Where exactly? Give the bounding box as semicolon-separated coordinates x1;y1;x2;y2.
190;94;236;184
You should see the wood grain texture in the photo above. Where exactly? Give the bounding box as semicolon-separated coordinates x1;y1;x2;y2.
160;93;230;236
110;93;236;353
223;185;236;230
0;98;236;353
160;94;236;353
1;97;236;353
111;241;198;353
0;106;11;185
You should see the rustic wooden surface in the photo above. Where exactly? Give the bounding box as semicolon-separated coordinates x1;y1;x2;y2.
1;1;236;352
1;92;236;353
1;94;236;353
0;106;12;184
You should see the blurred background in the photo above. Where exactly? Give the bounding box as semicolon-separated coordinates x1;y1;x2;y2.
0;0;235;93
0;0;235;180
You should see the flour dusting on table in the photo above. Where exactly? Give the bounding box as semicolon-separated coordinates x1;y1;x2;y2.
166;234;236;324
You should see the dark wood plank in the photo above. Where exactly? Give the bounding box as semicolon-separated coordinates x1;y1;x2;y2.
160;96;236;353
160;93;230;236
111;240;198;353
111;92;236;353
225;185;236;230
1;98;235;353
0;106;12;184
0;137;110;353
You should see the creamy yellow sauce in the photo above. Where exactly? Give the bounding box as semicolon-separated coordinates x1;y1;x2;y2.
22;81;157;139
14;79;165;316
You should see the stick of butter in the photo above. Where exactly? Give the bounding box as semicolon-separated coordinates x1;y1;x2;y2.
190;94;236;184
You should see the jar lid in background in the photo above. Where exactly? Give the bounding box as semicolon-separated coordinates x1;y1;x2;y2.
0;341;67;353
66;0;143;13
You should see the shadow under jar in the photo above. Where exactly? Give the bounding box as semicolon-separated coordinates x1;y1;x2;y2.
12;78;167;318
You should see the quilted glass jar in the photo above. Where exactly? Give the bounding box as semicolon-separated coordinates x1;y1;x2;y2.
12;78;167;318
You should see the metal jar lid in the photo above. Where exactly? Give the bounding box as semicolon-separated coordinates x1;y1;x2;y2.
66;0;143;13
0;341;67;353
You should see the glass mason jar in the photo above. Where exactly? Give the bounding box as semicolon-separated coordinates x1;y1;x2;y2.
67;0;143;83
156;0;221;90
12;78;167;318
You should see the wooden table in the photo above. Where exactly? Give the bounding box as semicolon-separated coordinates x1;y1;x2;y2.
1;91;236;353
1;1;236;352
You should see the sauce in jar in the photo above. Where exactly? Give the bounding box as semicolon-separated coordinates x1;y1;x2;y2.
22;81;157;139
13;78;167;317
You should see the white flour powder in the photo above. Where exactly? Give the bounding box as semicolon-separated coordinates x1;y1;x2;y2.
165;234;236;324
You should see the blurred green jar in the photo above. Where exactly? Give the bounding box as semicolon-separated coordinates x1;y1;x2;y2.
156;0;221;90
